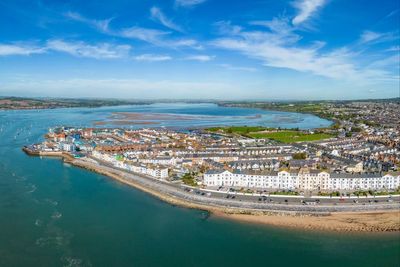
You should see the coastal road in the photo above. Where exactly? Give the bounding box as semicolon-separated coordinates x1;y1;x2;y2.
78;157;400;214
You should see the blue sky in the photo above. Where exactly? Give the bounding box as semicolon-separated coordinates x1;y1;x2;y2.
0;0;399;100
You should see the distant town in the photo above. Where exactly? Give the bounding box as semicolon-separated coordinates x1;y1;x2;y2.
23;99;400;206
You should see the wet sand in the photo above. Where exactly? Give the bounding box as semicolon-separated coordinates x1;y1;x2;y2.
93;120;159;126
111;112;217;121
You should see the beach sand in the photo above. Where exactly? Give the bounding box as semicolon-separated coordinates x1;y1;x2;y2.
213;210;400;232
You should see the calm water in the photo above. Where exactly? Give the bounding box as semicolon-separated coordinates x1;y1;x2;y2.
0;104;398;267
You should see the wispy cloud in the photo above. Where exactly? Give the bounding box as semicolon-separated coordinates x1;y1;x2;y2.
65;11;112;33
386;46;400;52
134;54;172;62
360;31;382;43
150;7;183;32
175;0;207;8
213;19;396;82
219;63;257;72
65;11;200;49
0;43;46;56
185;55;214;62
119;26;201;48
47;39;131;59
292;0;327;25
119;27;170;43
359;30;398;45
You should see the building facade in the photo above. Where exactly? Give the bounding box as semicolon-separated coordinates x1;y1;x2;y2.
204;170;400;191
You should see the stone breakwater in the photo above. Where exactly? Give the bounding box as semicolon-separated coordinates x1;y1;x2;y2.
23;149;400;232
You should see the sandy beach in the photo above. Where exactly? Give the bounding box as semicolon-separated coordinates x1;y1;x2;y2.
214;210;400;232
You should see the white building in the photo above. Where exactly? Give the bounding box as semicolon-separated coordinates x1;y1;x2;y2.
204;169;400;191
92;151;169;179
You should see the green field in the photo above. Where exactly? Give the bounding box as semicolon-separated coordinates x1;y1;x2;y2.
248;130;334;143
206;126;267;134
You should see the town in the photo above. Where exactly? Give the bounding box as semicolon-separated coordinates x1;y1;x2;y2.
24;100;400;198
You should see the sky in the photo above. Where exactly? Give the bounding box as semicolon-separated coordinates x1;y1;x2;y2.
0;0;399;100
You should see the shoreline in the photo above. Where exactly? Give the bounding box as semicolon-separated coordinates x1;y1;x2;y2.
24;149;400;233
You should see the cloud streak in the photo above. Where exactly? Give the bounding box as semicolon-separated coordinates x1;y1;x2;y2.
46;39;131;59
0;43;46;56
150;7;183;32
65;11;112;33
134;54;172;62
292;0;326;25
219;63;257;72
185;55;214;62
213;19;396;83
175;0;207;8
65;11;200;49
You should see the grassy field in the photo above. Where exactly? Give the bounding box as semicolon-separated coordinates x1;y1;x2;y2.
249;131;334;143
206;126;267;134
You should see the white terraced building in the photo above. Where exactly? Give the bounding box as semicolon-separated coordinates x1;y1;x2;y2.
203;170;400;191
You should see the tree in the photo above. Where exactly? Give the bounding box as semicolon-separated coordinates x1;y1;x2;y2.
293;152;307;160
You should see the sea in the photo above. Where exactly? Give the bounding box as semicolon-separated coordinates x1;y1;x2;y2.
0;103;398;267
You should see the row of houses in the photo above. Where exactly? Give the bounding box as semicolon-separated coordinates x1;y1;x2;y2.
204;169;400;191
92;151;169;179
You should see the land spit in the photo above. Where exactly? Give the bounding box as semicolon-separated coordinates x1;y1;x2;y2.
23;148;400;232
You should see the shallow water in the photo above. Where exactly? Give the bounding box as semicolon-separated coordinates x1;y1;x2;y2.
0;104;398;267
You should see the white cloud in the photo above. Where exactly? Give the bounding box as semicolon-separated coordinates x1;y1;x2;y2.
219;63;257;72
134;54;172;62
65;11;112;33
120;26;200;49
360;31;382;43
292;0;326;25
386;46;400;52
359;30;398;45
66;11;201;49
213;19;396;83
185;55;214;61
119;27;170;43
150;7;183;32
0;43;46;56
46;40;131;59
175;0;207;8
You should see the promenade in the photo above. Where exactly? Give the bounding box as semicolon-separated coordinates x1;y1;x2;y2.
71;156;400;214
23;148;400;231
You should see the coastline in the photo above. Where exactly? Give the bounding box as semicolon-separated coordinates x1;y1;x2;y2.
24;149;400;233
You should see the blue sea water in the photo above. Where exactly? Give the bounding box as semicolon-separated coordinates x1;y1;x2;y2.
0;104;398;267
